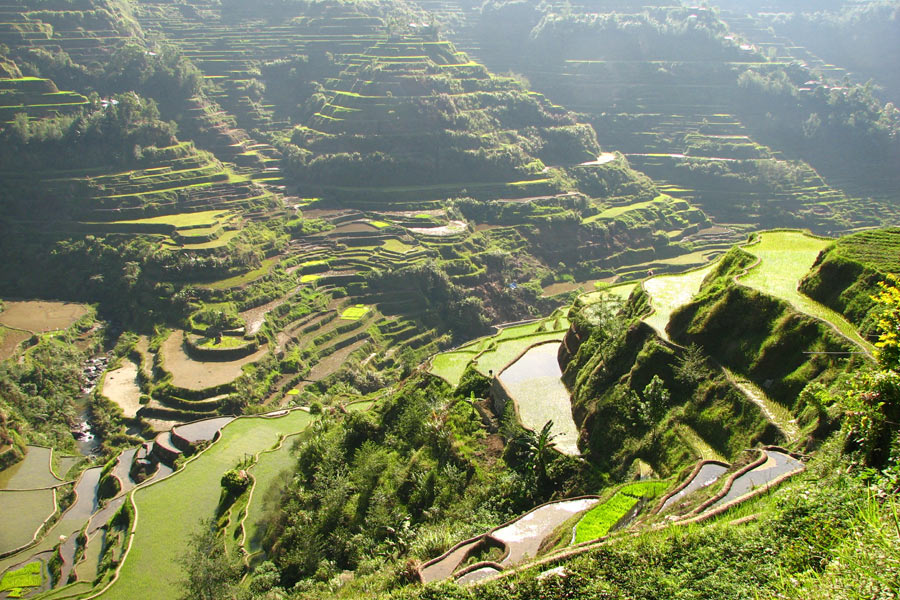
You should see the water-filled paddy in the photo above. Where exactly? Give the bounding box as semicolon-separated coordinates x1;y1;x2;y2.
0;447;61;490
0;488;55;555
474;331;567;377
493;498;599;564
659;462;729;513
498;343;580;456
711;450;803;508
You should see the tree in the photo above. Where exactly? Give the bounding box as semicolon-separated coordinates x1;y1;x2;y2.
675;343;709;384
178;519;241;600
517;420;557;489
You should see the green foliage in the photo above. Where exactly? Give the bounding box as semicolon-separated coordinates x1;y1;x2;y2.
0;92;176;169
574;480;669;543
0;561;42;594
177;519;241;600
0;335;86;451
220;469;250;496
840;368;900;468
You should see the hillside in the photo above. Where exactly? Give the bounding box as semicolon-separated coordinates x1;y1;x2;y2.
0;0;899;598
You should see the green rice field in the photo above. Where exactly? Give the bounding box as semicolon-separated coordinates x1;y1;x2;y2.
583;196;666;223
244;435;302;554
0;561;42;596
574;481;670;543
101;210;232;228
201;257;280;291
429;349;479;387
340;304;370;320
643;263;717;339
739;231;873;353
580;282;636;305
99;411;313;600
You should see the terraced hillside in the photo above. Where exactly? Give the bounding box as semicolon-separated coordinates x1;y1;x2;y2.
461;1;900;234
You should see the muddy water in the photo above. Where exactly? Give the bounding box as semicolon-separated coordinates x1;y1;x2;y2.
712;451;803;508
660;462;729;513
492;498;599;565
0;446;61;490
173;417;235;444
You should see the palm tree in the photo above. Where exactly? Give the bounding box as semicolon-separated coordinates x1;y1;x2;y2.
519;420;557;489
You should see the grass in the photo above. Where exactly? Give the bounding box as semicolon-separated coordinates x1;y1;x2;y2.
369;220;391;228
739;231;873;353
574;481;670;543
429;350;479;387
829;228;900;272
197;336;247;349
340;305;370;320
643;263;717;339
474;331;567;377
99;411;313;600
0;561;41;594
201;257;280;291
675;424;726;462
721;368;800;442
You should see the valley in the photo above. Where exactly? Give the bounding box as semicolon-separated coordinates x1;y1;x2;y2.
0;0;898;599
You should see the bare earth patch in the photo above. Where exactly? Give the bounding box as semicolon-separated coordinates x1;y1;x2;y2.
161;330;269;390
102;360;143;419
0;300;89;333
0;327;29;362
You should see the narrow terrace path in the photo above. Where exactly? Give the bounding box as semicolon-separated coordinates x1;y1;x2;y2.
722;368;799;442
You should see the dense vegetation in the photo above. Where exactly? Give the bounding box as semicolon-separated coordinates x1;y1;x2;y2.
0;0;899;599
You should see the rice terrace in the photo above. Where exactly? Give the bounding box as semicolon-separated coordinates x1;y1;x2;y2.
0;0;899;598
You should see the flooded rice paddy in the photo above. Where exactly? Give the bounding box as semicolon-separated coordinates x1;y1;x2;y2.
498;342;580;455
